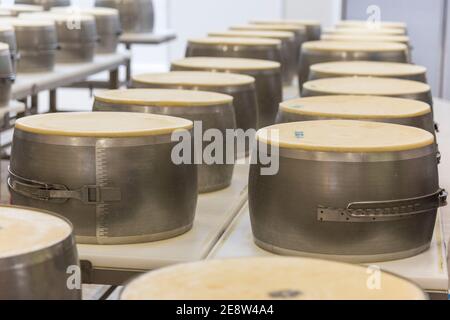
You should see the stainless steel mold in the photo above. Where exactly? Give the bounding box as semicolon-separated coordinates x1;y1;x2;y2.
0;205;81;300
249;120;446;262
207;30;297;85
95;0;154;33
9;112;198;245
171;57;282;129
93;89;236;193
131;71;258;156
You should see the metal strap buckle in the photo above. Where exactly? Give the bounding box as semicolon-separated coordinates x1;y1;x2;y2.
318;188;447;223
8;168;121;205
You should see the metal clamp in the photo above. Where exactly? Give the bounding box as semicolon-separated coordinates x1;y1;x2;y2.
8;168;121;205
318;189;447;223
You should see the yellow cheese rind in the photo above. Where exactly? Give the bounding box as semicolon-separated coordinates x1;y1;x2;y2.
188;37;281;46
0;206;72;259
208;30;295;40
94;89;233;107
250;19;321;27
230;24;306;33
15;112;193;137
310;61;426;77
172;57;280;71
280;95;431;119
321;34;410;44
302;40;407;52
325;27;405;35
303;77;431;96
257;120;434;152
120;257;427;300
132;71;255;87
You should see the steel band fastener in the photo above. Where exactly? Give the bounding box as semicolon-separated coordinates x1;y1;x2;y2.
7;168;121;205
317;189;447;222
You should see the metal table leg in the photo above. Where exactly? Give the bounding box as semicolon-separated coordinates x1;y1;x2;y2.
49;89;57;113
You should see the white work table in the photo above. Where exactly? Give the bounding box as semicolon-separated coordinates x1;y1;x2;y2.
120;30;176;46
78;163;250;285
12;52;130;101
208;204;448;295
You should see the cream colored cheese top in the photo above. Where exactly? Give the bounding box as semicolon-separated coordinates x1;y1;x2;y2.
0;206;72;259
258;120;433;152
303;77;430;96
310;61;426;77
1;18;55;28
52;7;119;17
337;20;407;29
0;4;44;13
132;71;255;87
188;37;281;47
120;257;427;300
95;89;233;107
326;27;405;35
208;30;295;40
302;40;407;52
230;24;306;33
250;19;321;27
321;33;410;44
19;12;95;23
280;95;431;119
15;112;193;137
171;57;281;71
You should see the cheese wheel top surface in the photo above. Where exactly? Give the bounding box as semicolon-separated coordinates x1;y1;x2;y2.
120;257;427;300
230;24;306;33
15;112;193;137
0;206;72;259
321;33;409;44
257;120;433;152
250;19;321;27
310;61;426;77
172;57;280;71
302;40;407;52
326;27;405;35
188;36;281;47
19;12;95;22
208;30;295;40
95;89;233;107
337;20;407;29
132;71;254;87
280;95;431;119
0;4;44;13
0;42;9;51
52;6;119;17
303;77;430;96
2;18;55;27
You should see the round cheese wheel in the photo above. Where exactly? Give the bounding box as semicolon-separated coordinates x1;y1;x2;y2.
172;57;280;71
280;95;431;119
94;89;233;107
15;112;193;137
188;37;281;47
257;120;434;152
0;206;72;259
303;77;430;96
132;71;254;87
302;40;407;53
120;257;427;300
310;61;425;78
